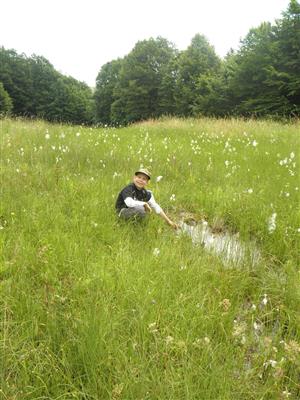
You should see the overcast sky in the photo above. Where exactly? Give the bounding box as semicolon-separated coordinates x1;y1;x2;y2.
1;0;290;87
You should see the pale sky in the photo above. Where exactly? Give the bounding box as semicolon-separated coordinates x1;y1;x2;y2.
1;0;291;87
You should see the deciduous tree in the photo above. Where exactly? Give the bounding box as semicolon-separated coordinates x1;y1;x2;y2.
111;37;176;124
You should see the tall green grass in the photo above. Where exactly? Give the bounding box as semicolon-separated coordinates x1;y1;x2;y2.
1;117;299;399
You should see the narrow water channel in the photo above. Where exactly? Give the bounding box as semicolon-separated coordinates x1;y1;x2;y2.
179;219;261;266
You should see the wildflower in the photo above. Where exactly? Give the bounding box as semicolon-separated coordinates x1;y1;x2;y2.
284;340;300;362
148;322;158;333
252;140;258;147
253;322;260;331
282;390;292;398
153;248;160;257
262;293;268;306
156;175;163;182
290;152;295;159
170;194;176;201
165;335;174;345
220;298;231;311
264;359;277;368
45;133;50;140
268;213;277;233
247;188;253;194
279;158;288;165
112;383;124;399
232;321;247;337
76;132;80;137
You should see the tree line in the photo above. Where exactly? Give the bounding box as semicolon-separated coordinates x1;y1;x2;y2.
1;0;299;125
0;52;94;124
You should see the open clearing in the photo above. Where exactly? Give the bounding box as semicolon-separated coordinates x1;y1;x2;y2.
1;117;299;399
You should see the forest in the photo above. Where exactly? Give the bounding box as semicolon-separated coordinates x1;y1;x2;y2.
0;0;299;125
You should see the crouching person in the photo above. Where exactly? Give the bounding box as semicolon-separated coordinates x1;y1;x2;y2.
115;168;178;230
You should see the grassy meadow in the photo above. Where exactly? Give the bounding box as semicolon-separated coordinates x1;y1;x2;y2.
1;117;299;399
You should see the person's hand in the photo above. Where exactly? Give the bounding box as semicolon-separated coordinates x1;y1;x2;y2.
144;203;152;213
169;221;179;230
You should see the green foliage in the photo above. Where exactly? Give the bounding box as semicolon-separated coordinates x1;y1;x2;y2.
157;56;180;116
110;37;177;125
29;55;61;119
47;76;94;124
231;22;278;115
1;1;300;124
0;81;12;113
0;47;94;124
225;1;300;117
273;0;300;114
191;52;239;117
94;59;123;125
191;72;228;117
0;47;33;115
175;34;221;116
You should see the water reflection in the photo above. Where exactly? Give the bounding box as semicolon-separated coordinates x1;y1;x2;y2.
179;220;260;266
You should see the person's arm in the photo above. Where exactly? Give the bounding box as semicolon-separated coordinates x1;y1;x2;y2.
121;185;147;209
147;193;162;214
158;209;178;229
148;192;178;229
124;197;146;209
